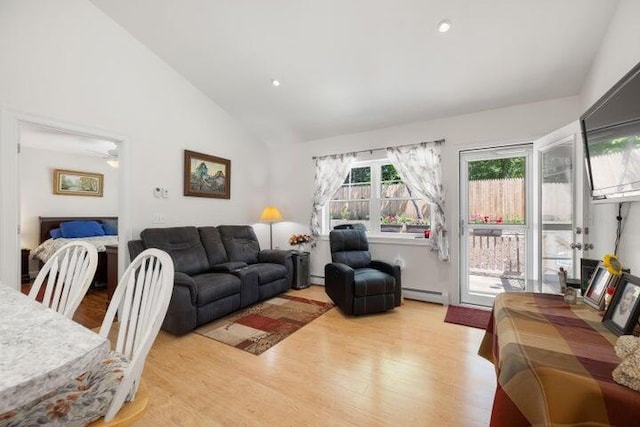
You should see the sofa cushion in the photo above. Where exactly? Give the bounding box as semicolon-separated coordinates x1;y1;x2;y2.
246;263;288;285
218;225;260;264
141;227;210;275
192;272;242;306
353;268;396;297
198;226;229;266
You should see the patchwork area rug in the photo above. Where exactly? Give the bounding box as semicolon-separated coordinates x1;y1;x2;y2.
195;294;334;355
444;305;491;330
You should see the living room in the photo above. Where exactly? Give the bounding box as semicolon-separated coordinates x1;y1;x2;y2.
1;0;640;425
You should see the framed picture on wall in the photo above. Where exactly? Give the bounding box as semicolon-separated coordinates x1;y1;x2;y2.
603;273;640;335
183;150;231;199
52;169;103;197
584;263;617;310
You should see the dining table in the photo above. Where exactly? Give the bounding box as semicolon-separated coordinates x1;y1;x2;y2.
0;283;109;414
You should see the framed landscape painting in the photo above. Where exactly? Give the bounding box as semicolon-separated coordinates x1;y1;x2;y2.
53;169;103;197
184;150;231;199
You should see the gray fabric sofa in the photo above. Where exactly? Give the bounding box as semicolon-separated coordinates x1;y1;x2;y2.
128;225;293;335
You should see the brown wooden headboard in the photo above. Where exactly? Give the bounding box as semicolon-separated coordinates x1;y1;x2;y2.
39;216;118;243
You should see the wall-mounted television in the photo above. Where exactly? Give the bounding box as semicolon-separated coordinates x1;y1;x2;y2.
581;60;640;202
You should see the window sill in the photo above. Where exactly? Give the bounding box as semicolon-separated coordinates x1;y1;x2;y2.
317;233;429;246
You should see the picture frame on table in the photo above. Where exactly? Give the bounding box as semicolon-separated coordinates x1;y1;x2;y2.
580;258;601;295
183;150;231;199
583;263;617;310
52;169;103;197
603;273;640;336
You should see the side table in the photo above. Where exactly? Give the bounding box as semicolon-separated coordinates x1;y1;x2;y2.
105;245;118;308
21;249;30;283
291;251;310;290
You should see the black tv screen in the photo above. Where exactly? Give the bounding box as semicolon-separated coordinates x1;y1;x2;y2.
581;60;640;201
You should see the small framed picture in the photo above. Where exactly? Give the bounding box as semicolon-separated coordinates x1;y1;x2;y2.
603;273;640;335
584;263;617;310
53;169;104;197
183;150;231;199
580;258;600;295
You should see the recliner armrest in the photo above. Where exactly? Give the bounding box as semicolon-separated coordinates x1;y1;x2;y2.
127;240;145;261
370;260;402;307
211;261;248;272
174;272;198;305
258;249;292;265
370;260;400;278
324;262;355;314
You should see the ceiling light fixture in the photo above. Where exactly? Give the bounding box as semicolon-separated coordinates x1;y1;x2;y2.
438;19;452;33
271;79;281;87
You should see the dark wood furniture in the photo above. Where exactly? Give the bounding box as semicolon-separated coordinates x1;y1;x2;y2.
106;245;118;307
38;216;117;287
291;251;310;289
21;248;30;283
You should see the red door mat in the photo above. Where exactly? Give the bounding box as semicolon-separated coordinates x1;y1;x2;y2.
444;305;491;330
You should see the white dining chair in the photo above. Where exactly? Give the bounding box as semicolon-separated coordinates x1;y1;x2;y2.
3;248;174;426
28;241;98;318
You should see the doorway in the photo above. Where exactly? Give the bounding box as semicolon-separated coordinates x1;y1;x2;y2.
459;145;533;307
533;122;591;292
0;110;131;289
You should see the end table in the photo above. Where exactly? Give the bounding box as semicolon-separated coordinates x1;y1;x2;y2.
292;251;310;290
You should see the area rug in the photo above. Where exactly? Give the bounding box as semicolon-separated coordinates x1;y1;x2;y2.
444;305;491;330
195;294;334;355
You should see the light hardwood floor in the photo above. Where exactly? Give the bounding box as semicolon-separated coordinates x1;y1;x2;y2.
24;284;496;426
133;286;496;426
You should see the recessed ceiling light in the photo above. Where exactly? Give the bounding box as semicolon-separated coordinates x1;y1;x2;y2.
438;19;452;33
271;79;281;87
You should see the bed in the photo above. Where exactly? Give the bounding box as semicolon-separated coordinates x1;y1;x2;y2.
33;216;118;287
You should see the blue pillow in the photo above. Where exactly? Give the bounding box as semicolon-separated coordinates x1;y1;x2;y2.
102;219;118;236
49;228;62;239
60;220;105;238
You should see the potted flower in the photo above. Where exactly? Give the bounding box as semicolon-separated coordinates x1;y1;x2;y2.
289;234;312;253
380;215;403;232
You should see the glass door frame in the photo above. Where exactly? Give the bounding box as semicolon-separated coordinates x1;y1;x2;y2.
533;122;590;290
459;144;534;307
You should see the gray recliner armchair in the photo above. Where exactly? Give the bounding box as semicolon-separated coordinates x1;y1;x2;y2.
324;228;401;315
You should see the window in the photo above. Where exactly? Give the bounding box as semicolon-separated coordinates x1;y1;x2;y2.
327;160;431;234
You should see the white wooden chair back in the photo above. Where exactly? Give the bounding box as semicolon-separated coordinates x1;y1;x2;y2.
28;241;98;318
98;248;174;422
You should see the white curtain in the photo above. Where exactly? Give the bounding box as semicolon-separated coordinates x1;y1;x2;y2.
310;153;356;237
387;141;449;261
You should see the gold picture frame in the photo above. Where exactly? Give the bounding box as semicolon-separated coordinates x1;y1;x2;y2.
53;169;104;197
183;150;231;199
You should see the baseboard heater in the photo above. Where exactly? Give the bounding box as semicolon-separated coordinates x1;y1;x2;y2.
308;277;447;305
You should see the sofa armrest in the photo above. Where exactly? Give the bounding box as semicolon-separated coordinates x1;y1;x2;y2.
127;239;145;261
211;261;248;272
258;249;292;265
231;267;259;307
174;272;198;305
370;260;402;307
324;262;355;314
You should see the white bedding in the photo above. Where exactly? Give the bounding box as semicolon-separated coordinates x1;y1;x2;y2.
31;236;119;263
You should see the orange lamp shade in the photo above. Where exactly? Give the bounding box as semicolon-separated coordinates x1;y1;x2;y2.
259;206;283;222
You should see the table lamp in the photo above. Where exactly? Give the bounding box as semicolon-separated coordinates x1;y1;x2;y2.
259;206;283;249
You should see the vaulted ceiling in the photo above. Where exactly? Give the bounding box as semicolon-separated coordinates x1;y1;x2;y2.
89;0;619;145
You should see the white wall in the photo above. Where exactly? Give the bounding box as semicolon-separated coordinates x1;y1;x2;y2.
579;0;640;273
270;96;581;302
0;0;272;253
20;147;119;248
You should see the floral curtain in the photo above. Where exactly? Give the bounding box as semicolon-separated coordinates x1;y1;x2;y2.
310;153;356;237
387;141;449;261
